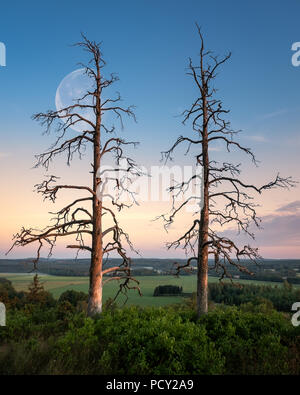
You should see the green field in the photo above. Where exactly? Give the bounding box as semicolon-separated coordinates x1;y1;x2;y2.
1;273;297;308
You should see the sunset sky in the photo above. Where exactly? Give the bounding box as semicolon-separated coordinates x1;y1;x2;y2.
0;0;300;259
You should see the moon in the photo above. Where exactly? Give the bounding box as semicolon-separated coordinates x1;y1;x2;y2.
55;68;95;133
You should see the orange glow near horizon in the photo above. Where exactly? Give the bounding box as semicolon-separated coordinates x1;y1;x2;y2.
1;142;300;260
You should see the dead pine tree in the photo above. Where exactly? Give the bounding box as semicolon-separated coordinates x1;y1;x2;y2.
160;25;296;317
7;35;142;316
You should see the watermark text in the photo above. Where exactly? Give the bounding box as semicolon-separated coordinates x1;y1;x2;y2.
291;42;300;66
0;302;6;326
291;302;300;327
0;42;6;67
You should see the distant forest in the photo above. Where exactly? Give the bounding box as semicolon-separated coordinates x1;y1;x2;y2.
1;258;300;285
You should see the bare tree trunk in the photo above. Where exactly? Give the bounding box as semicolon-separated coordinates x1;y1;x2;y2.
88;63;103;316
197;200;209;316
88;195;103;315
197;94;209;317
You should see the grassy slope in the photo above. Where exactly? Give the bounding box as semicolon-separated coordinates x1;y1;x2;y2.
1;273;298;308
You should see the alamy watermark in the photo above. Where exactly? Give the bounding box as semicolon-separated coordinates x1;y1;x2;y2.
0;42;6;67
96;160;204;212
0;302;5;326
291;302;300;327
291;42;300;66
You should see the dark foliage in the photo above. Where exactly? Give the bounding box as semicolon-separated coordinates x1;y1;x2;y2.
208;281;300;312
58;290;88;307
153;285;183;296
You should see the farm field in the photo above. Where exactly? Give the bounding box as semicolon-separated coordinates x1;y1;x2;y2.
1;273;298;308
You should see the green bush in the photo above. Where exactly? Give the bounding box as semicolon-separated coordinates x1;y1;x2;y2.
52;307;223;374
0;277;26;309
199;305;295;374
58;290;88;307
25;275;56;308
96;307;223;374
0;300;299;375
0;337;55;375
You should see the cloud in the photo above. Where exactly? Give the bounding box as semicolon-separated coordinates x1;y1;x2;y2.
246;135;268;143
257;212;300;246
0;152;11;159
260;109;288;120
218;201;300;252
276;200;300;213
